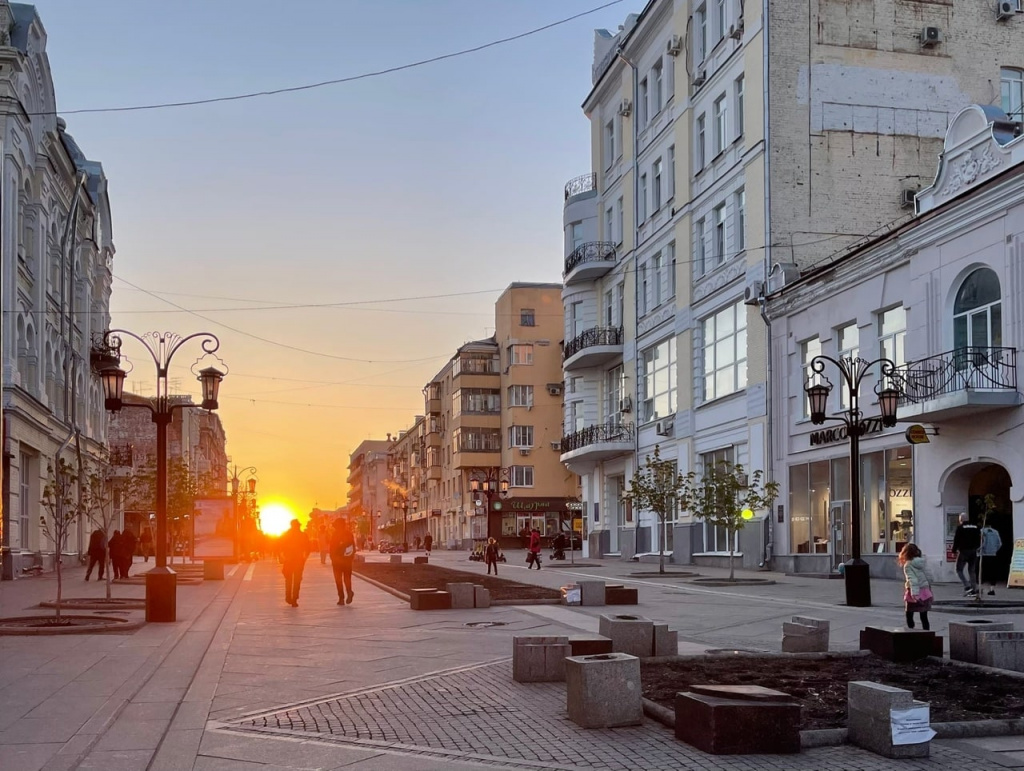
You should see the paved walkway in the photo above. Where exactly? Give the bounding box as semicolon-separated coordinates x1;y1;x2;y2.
0;552;1022;770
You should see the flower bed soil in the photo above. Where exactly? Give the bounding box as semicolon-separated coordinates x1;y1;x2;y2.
642;655;1024;730
353;562;561;602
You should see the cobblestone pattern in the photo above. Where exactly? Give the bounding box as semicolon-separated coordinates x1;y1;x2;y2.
231;660;983;771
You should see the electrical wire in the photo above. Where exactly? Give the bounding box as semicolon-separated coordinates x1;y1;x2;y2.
24;1;625;117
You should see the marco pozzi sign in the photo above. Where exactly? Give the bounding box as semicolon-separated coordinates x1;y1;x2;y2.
809;417;886;447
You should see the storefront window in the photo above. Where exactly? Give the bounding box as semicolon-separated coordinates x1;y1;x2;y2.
809;461;830;554
789;464;810;552
861;451;886;555
886;447;914;552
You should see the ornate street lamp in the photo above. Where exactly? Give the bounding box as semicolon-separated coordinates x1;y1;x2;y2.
804;355;900;608
230;465;257;562
94;330;227;622
470;469;510;541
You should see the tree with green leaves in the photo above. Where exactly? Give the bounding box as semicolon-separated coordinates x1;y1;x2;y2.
624;445;691;574
122;457;202;562
690;460;779;581
40;457;87;622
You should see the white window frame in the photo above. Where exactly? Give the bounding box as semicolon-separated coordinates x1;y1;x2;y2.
878;306;906;368
696;218;707;274
605;206;614;243
510;344;534;366
712;202;726;266
699;447;739;554
734;74;745;139
652;158;663;212
508;384;534;408
569;301;583;338
837;323;859;410
696;114;706;169
696;4;707;62
1001;67;1024;122
605;120;615;169
667;145;676;199
713;93;727;155
702;302;747;401
509;425;534;448
640;336;677;423
735;188;746;252
652;251;664;307
651;60;664;115
639;78;649;127
639;263;649;316
510;466;535;487
715;0;727;41
616;197;624;245
802;336;822;419
570;222;584;251
668;241;677;299
605;365;625;419
639;173;648;221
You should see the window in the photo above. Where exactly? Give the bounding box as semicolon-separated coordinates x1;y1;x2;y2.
1001;68;1023;122
639;263;649;316
703;302;747;400
570;401;585;433
667;145;676;199
712;203;726;266
713;93;727;155
520;309;535;327
668;242;677;299
510;466;534;487
652;252;664;307
878;307;906;367
509;425;534;448
508;384;534;407
837;323;859;410
715;0;727;40
605;207;614;243
652;60;664;114
639;78;649;127
640;336;677;422
570;222;585;251
19;450;31;549
802;337;822;418
734;74;745;138
696;4;707;62
696;218;707;274
453;388;500;415
569;300;583;338
953;268;1002;351
453;427;501;452
605;365;625;418
509;344;534;366
454;353;500;375
652;158;663;212
605;120;615;168
604;289;615;327
701;447;737;552
639;174;648;221
616;197;624;244
735;188;746;251
696;114;706;168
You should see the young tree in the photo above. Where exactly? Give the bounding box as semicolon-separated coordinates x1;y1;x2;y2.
624;445;691;574
81;462;119;600
690;460;779;581
40;457;87;622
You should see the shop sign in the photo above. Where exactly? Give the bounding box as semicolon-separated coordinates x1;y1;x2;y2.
905;425;930;445
505;498;569;512
1009;539;1024;588
809;417;885;447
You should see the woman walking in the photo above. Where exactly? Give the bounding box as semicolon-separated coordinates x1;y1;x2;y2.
330;518;357;605
527;527;542;570
484;537;500;575
900;543;933;631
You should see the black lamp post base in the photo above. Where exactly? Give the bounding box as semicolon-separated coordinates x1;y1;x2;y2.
843;559;872;607
145;567;178;622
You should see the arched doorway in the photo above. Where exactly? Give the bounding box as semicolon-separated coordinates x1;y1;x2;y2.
968;465;1013;588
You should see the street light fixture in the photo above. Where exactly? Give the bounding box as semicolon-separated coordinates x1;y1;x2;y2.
470;469;510;541
94;330;226;622
804;355;900;608
231;465;258;561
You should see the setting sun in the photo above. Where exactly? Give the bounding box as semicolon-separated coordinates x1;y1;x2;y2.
259;502;300;537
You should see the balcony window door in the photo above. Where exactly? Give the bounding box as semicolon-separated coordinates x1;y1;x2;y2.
569;301;584;339
570;222;585;251
605;365;625;420
954;268;1002;373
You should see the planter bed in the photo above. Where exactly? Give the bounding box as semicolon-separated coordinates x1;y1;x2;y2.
353;562;561;602
641;653;1024;730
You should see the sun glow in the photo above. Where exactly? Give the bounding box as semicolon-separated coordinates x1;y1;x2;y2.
259;502;300;536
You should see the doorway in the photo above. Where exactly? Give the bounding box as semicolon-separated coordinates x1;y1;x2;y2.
968;464;1013;587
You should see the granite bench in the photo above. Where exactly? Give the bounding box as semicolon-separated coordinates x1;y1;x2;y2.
848;681;932;759
675;684;800;754
859;626;943;662
512;635;571;683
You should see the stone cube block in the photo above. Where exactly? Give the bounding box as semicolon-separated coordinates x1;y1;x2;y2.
566;653;643;728
598;614;654;658
578;580;606;606
848;681;929;759
202;560;225;580
389;554;403;564
977;631;1024;672
653;624;678;656
949;620;1015;664
782;621;829;653
473;585;490;608
569;634;613;657
413;556;428;564
446;582;475;609
860;626;943;662
512;636;571;683
675;685;801;755
605;586;639;605
409;588;451;611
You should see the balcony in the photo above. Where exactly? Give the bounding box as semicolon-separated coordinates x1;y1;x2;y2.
564;172;597;202
109;444;133;467
564;326;624;370
560;422;635;464
454;448;501;469
427;466;442;481
564;241;616;285
893;347;1020;422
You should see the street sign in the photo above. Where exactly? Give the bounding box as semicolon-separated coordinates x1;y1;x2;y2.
905;425;930;445
566;501;584;510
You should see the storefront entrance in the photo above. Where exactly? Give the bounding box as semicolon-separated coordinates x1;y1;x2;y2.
942;462;1014;582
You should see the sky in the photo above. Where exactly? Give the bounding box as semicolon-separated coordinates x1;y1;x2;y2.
35;0;640;515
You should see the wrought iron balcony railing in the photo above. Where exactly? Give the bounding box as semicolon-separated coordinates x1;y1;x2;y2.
564;241;616;276
564;326;624;360
564;172;597;201
561;422;635;454
892;346;1018;405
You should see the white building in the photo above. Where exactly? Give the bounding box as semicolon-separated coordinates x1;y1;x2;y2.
765;105;1023;582
1;1;116;578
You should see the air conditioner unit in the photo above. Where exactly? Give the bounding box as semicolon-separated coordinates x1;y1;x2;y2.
919;26;942;46
997;1;1015;20
729;20;744;40
666;34;683;56
743;281;764;306
546;383;563;396
619;396;633;413
655;418;675;437
618;98;632;117
899;188;919;209
692;69;707;87
550;441;562;451
519;448;531;457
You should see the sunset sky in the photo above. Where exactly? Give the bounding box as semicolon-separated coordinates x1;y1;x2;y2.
38;0;635;514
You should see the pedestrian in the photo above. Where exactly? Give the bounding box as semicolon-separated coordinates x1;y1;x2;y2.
85;528;107;581
279;519;311;607
899;543;933;630
414;535;421;551
484;537;500;575
980;520;1004;596
319;523;330;565
423;532;432;557
108;530;126;579
527;527;542;570
952;512;981;596
330;518;357;605
140;526;154;562
121;529;137;578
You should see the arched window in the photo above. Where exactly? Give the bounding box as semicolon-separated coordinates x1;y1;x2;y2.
953;268;1001;351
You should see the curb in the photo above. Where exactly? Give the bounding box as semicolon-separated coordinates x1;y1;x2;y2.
352;571;563;607
0;614;145;636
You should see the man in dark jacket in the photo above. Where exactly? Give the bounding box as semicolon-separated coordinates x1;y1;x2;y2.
329;518;357;605
279;519;311;607
121;529;138;578
952;512;981;596
85;529;107;581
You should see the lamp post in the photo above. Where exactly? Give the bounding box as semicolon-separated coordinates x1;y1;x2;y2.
470;470;509;541
804;355;900;608
94;330;226;622
230;465;257;561
391;493;409;552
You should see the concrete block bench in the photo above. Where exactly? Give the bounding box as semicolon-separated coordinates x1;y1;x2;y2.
605;584;639;605
675;684;800;754
950;620;1015;664
413;556;428;564
566;653;643;728
653;623;678;656
446;583;475;609
859;626;943;662
512;636;571;683
410;588;451;610
389;554;403;564
599;614;654;658
202;560;225;580
474;585;490;608
977;631;1024;672
848;681;931;758
578;580;606;606
568;634;613;657
782;616;830;653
